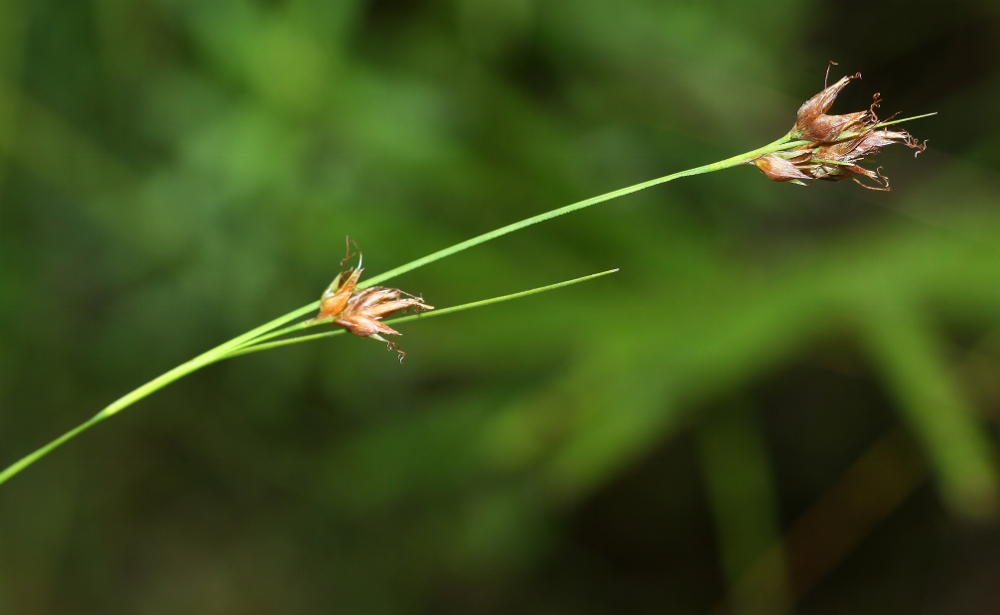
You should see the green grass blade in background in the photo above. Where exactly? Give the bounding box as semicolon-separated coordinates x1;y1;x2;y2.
863;304;999;518
696;401;791;615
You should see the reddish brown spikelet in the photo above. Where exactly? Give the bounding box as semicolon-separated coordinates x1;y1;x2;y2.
800;109;870;142
752;67;927;190
753;155;811;184
793;73;859;132
314;239;434;360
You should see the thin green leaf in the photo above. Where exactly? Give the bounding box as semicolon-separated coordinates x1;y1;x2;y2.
229;269;620;358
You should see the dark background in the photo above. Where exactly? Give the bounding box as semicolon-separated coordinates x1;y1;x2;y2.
2;1;1000;613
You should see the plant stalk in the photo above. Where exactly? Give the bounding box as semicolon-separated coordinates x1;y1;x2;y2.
0;136;802;487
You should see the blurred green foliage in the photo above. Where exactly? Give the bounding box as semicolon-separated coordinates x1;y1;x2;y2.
2;0;1000;613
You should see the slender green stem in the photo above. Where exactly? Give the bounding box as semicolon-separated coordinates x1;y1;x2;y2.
830;113;939;143
0;415;104;485
231;328;346;356
235;137;802;352
229;268;620;358
873;112;937;129
0;336;248;485
0;136;804;488
233;319;319;352
235;135;803;350
361;135;800;289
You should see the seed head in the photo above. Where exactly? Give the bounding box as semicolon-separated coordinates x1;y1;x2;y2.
753;154;812;185
314;239;433;361
794;72;860;134
754;67;928;190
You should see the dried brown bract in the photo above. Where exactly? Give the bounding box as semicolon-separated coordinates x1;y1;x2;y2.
793;72;862;137
754;66;928;190
314;240;433;361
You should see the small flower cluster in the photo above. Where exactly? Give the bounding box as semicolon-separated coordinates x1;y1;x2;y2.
753;70;927;190
314;241;433;360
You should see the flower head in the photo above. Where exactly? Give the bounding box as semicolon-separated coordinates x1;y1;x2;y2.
754;67;928;190
314;240;433;361
794;73;857;129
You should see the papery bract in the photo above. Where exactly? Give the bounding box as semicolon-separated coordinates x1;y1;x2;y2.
753;69;927;190
315;240;434;360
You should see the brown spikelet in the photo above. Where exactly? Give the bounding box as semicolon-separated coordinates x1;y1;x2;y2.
314;239;433;361
753;155;811;184
793;73;860;132
752;67;927;190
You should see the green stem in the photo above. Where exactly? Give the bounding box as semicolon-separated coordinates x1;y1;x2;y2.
0;136;802;487
227;137;801;353
0;338;244;485
830;112;939;143
361;135;801;289
230;268;619;358
0;415;104;485
873;112;937;129
233;320;319;352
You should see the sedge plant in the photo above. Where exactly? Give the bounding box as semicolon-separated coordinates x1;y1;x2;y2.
0;68;933;487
